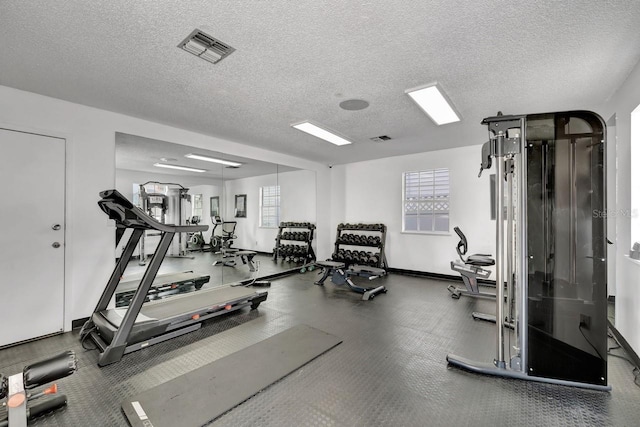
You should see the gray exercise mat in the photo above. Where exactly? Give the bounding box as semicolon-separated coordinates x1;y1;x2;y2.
121;324;342;427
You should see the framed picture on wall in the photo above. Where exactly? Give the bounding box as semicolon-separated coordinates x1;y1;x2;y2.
235;194;247;218
210;196;220;218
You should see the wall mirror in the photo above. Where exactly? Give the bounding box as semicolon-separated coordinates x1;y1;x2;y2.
114;132;317;298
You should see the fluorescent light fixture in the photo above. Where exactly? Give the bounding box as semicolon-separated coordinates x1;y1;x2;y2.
406;84;460;125
184;153;242;167
291;121;352;146
153;163;206;173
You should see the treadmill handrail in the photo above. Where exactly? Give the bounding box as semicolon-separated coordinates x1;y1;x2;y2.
98;189;208;233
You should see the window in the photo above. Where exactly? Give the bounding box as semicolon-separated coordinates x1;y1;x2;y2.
632;105;640;246
260;185;280;228
403;169;449;232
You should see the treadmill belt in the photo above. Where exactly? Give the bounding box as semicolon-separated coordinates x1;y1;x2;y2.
121;324;342;427
116;271;205;293
139;286;262;320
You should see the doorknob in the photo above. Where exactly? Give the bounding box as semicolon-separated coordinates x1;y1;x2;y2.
52;242;61;248
52;224;61;230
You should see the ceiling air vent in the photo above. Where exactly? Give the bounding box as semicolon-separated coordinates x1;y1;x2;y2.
178;29;235;64
370;135;392;142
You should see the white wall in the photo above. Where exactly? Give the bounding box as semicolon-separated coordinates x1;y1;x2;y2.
0;84;327;331
331;144;495;276
279;169;317;225
598;58;640;356
223;169;317;253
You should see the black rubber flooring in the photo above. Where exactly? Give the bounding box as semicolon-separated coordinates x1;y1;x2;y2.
1;264;639;426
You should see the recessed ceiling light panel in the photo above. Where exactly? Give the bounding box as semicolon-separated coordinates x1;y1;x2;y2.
178;29;235;65
154;163;206;173
184;153;242;167
291;121;353;146
406;83;460;125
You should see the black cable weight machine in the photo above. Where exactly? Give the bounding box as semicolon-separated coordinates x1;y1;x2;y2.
447;111;610;391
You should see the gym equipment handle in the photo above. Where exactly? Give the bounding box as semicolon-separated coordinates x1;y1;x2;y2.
23;351;77;390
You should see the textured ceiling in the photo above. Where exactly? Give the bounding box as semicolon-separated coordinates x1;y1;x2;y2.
1;1;639;165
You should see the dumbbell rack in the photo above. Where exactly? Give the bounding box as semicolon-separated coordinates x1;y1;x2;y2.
273;222;316;264
332;223;388;269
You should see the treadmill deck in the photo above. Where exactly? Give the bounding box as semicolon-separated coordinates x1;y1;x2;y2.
101;286;266;327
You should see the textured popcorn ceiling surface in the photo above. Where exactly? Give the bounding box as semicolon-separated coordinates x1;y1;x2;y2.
1;1;639;165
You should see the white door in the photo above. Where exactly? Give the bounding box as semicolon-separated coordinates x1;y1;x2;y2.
0;128;65;347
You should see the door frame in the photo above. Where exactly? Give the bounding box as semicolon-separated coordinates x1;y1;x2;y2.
0;121;71;333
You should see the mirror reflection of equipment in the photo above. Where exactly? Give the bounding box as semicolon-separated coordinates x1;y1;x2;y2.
137;182;195;265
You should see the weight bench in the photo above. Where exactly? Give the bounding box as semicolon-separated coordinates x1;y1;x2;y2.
213;250;257;272
314;261;387;300
1;351;77;427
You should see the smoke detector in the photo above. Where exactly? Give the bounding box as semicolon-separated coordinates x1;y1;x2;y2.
370;135;392;142
178;29;235;64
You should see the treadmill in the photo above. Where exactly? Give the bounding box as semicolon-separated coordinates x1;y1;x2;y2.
81;190;268;366
115;271;210;307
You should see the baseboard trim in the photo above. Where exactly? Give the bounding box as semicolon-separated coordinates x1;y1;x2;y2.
608;320;640;369
72;317;90;329
387;267;496;286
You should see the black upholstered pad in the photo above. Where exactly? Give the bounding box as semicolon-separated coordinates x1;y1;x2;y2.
316;260;345;269
466;254;495;267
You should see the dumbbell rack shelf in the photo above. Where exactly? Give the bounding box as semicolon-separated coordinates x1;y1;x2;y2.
332;223;388;269
273;222;316;264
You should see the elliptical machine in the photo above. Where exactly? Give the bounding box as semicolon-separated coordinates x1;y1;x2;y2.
209;216;237;254
186;216;206;251
210;216;242;267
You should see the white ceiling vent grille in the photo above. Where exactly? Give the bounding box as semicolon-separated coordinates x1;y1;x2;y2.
178;29;235;64
370;135;392;142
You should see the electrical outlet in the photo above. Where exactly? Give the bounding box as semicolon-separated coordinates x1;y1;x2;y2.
580;314;591;330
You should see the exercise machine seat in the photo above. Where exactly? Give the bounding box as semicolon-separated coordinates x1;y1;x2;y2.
449;226;494;298
454;226;495;266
